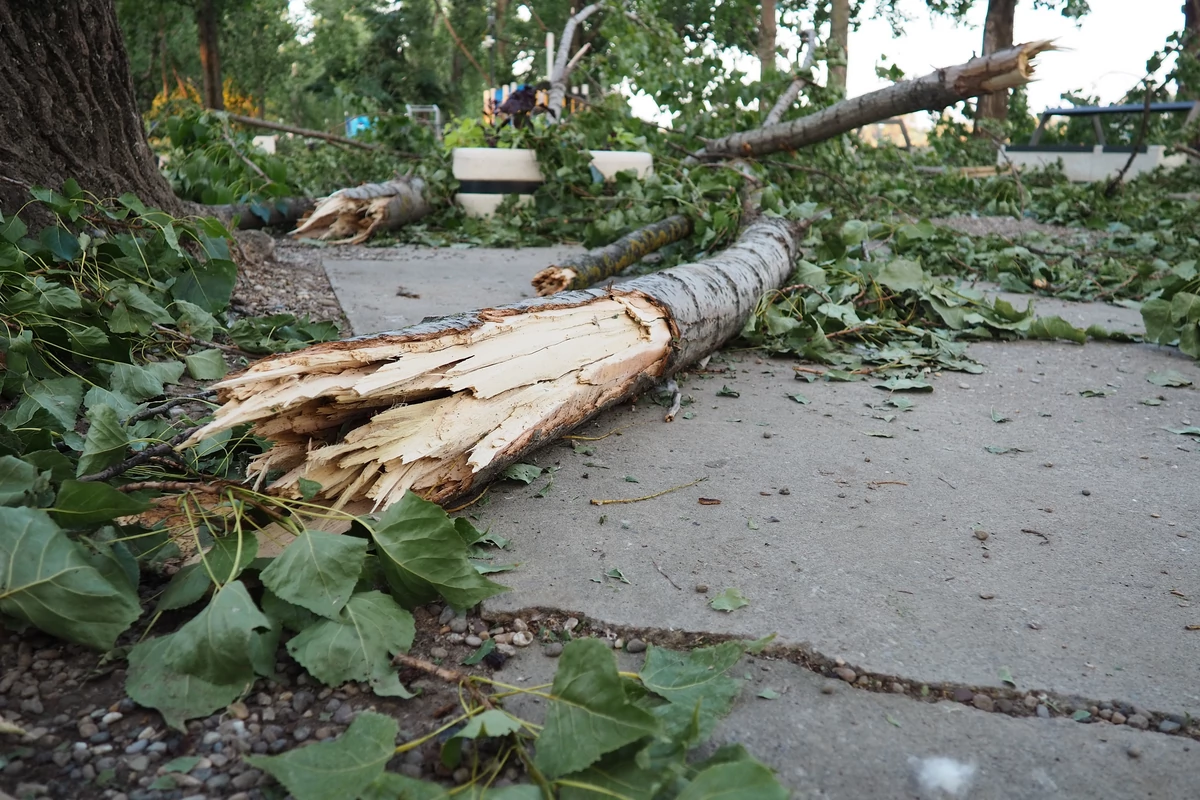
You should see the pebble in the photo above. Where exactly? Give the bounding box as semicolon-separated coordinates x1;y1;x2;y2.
400;764;423;779
1126;714;1149;730
952;687;974;703
206;774;231;791
232;770;261;790
496;643;517;656
438;606;457;625
974;530;989;541
1127;745;1142;759
449;618;469;634
833;667;857;684
294;726;312;741
821;683;837;695
127;755;150;772
779;487;790;495
465;636;483;648
511;632;533;647
1036;704;1050;719
136;726;156;741
563;618;580;632
453;767;471;784
332;705;356;725
889;682;905;694
1112;712;1127;725
996;698;1014;713
544;643;564;657
292;690;314;713
626;639;647;654
512;619;529;632
979;592;995;600
762;431;772;438
695;584;709;593
124;739;148;755
101;711;123;725
1023;695;1040;709
20;698;44;715
1158;720;1181;733
972;694;995;712
315;727;333;740
78;721;99;739
201;731;221;746
430;647;449;660
1081;489;1091;496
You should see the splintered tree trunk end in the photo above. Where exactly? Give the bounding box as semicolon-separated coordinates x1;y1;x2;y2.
185;217;805;509
291;178;431;243
532;214;693;296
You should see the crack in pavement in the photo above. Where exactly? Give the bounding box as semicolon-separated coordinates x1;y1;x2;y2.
482;605;1199;741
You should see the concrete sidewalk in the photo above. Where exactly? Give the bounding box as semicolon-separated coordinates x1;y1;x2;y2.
323;246;1200;798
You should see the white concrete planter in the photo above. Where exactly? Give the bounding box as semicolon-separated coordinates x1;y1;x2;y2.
452;147;653;218
999;144;1188;183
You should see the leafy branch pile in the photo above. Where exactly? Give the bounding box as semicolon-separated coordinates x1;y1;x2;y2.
246;637;787;800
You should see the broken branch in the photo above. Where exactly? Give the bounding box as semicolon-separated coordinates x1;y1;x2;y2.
531;214;693;295
590;477;707;506
763;28;817;126
548;3;602;121
290;178;432;243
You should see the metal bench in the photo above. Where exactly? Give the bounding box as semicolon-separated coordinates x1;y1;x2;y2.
1028;101;1198;146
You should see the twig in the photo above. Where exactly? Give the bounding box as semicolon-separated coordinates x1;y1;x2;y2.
1105;83;1154;197
565;41;592;75
764;28;817;126
221;119;270;181
652;560;683;590
115;479;237;493
152;323;250;356
563;425;627;441
938;475;957;490
1021;528;1050;543
125;390;218;424
432;2;490;84
1171;143;1200;160
663;379;682;422
223;113;409;154
867;480;908;488
590;476;707;506
78;425;202;483
792;365;825;375
393;653;470;684
445;487;489;514
548;3;603;122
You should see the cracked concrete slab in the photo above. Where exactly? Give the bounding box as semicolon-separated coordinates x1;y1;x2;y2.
323;245;1200;794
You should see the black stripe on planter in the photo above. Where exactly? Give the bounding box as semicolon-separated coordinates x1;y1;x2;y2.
457;180;544;195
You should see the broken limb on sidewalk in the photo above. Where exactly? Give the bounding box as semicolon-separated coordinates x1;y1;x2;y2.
289;178;431;243
532;214;693;295
182;214;814;510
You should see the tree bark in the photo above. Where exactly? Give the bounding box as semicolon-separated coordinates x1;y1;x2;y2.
196;0;224;110
829;0;850;97
764;28;817;126
290;179;432;243
0;0;181;226
688;40;1054;162
548;3;601;122
976;0;1017;132
759;0;777;109
184;216;809;509
532;215;693;295
1183;0;1199;102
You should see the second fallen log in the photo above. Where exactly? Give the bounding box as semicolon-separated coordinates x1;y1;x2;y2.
532;214;693;296
290;178;431;243
183;215;809;509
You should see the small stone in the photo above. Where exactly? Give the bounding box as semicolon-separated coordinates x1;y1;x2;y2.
465;636;483;648
563;618;580;632
446;633;465;644
974;530;989;541
79;722;99;739
315;727;333;740
820;683;837;695
400;764;423;779
779;487;790;495
511;631;533;647
979;592;995;600
1081;489;1091;496
449;618;469;634
613;638;624;650
512;619;528;632
1036;704;1050;719
206;774;231;792
626;639;647;654
496;643;517;656
292;691;314;713
293;726;312;741
20;698;44;715
493;633;513;645
544;643;564;658
952;687;974;703
695;584;709;593
124;739;148;755
332;705;355;725
833;667;856;684
1127;745;1142;758
136;726;156;741
1099;708;1113;720
1112;712;1127;725
429;647;449;660
100;711;123;726
889;682;905;694
232;770;261;790
1126;714;1149;730
972;694;995;712
1158;720;1181;733
762;431;772;439
202;731;221;746
997;699;1014;713
228;702;249;720
453;767;471;784
438;606;457;625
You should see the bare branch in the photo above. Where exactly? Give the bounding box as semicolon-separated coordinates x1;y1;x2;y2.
548;3;603;122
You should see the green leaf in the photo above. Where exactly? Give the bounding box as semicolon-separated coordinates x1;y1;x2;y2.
863;431;894;438
0;456;39;506
261;588;322;633
0;507;140;650
285;590;415;696
824;369;860;382
1141;298;1174;344
1141;397;1163;406
873;378;932;392
1147;370;1192;388
39;226;82;262
786;393;809;404
441;709;522;768
758;688;780;699
184;349;227;380
160;756;203;774
709;588;749;612
1072;709;1092;722
886;396;914;411
20;377;84;432
998;665;1016;688
990;408;1011;424
983;445;1026;455
792;259;827;287
298;477;322;500
640;641;743;738
173;300;220;341
677;758;788;800
171;258;238;314
164;581;271;685
1170;291;1200;323
247;711;397;800
126;635;247;732
157;534;259;612
876;259;925;293
606;567;631;584
502;463;543;483
716;385;740;398
1028;316;1086;344
1164;427;1200;436
370;491;507;610
104;361;185;402
260;530;367;619
462;638;496;666
1078;388;1113;397
534;639;660;778
76;405;130;478
51;480;148;526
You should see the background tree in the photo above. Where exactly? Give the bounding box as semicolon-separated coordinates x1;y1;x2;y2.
0;0;179;223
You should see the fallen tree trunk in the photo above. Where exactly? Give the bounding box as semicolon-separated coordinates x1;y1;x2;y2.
531;214;693;295
689;40;1055;162
183;215;808;509
290;178;431;243
192;197;315;230
225;112;405;154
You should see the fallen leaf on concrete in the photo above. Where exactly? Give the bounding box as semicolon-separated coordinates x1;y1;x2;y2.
1147;369;1192;387
787;393;810;404
997;666;1016;688
605;568;631;585
990;407;1012;423
1164;427;1200;437
717;385;740;397
1079;388;1113;397
864;431;893;438
984;445;1027;455
757;688;780;700
1185;624;1200;631
502;463;543;484
1140;397;1163;406
710;588;749;612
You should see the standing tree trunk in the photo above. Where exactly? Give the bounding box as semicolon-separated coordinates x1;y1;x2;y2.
1184;0;1199;98
196;0;225;110
976;0;1017;132
829;0;849;96
760;0;777;109
0;0;181;225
